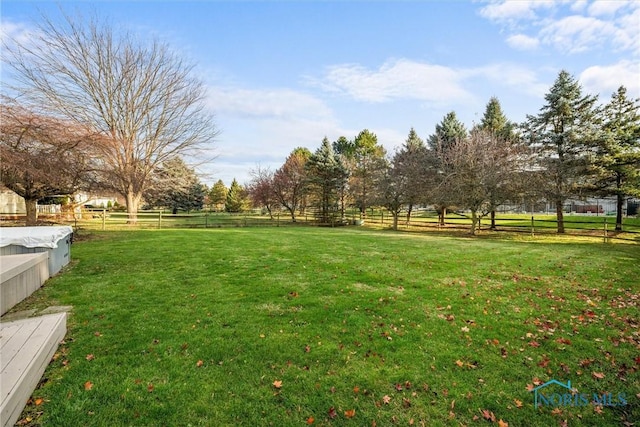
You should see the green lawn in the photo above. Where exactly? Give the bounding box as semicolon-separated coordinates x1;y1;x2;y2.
12;228;640;426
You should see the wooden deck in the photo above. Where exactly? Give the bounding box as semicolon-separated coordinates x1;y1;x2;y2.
1;313;66;427
0;253;49;316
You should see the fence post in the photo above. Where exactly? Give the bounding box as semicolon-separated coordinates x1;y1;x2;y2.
531;216;535;237
102;209;106;231
158;211;162;229
603;217;608;243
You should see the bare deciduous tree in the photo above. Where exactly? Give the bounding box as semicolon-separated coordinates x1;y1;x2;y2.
247;165;277;218
2;11;217;221
272;148;310;222
444;129;526;235
0;100;97;225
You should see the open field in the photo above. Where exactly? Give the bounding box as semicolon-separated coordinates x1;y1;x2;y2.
10;228;640;426
11;209;637;243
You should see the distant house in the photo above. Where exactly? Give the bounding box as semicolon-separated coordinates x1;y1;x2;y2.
0;186;121;218
0;186;26;214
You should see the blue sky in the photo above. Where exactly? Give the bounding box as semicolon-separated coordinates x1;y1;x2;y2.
2;1;639;187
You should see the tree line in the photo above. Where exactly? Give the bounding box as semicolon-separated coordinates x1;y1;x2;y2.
1;12;638;233
244;71;640;235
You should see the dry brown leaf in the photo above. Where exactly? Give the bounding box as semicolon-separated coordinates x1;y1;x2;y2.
84;381;93;391
344;409;356;418
273;380;282;389
327;407;337;419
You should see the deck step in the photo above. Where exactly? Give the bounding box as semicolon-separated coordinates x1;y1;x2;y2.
0;253;50;316
1;313;66;427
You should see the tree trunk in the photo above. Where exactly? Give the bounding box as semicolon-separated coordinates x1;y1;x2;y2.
406;204;413;225
615;173;623;232
25;198;38;226
616;192;623;232
392;212;399;231
126;191;142;224
470;210;478;235
555;199;565;234
439;206;447;226
490;210;496;230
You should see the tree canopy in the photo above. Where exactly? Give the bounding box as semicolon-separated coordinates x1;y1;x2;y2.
3;11;217;221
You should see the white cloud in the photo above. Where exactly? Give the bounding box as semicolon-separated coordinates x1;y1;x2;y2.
540;15;616;53
479;0;555;22
478;1;640;56
587;0;629;17
506;33;540;50
580;60;640;98
311;59;471;103
206;86;333;121
571;1;588;13
0;19;34;48
614;7;640;55
310;58;548;108
467;63;548;97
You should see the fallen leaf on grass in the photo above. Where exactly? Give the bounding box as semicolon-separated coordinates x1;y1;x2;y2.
514;399;523;408
353;386;360;393
84;381;93;391
455;360;465;367
481;409;496;422
34;398;43;406
526;384;535;392
344;409;356;418
498;419;509;427
592;372;605;379
306;416;314;424
196;360;204;367
328;407;337;419
382;395;391;404
147;383;154;393
273;380;282;389
85;354;94;361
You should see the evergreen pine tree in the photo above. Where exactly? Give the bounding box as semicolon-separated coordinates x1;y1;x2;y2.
523;70;598;233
